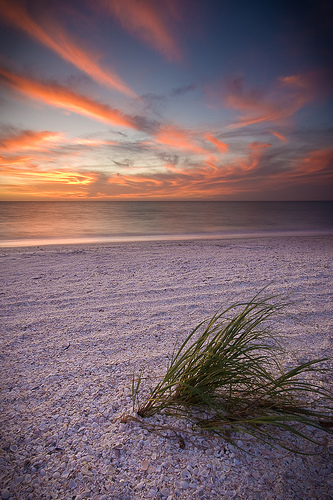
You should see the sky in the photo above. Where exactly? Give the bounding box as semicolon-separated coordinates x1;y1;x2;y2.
0;0;332;201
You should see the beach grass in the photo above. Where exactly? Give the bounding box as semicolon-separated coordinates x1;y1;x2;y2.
134;292;333;452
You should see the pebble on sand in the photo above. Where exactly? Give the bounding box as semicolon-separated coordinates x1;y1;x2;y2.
141;459;149;471
69;479;77;489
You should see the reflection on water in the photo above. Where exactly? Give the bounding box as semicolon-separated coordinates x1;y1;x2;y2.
0;201;332;246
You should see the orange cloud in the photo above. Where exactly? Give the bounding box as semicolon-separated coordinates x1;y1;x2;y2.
0;0;136;97
205;133;229;153
98;0;182;61
0;129;63;152
0;144;269;199
132;162;237;198
0;154;33;167
1;129;331;201
154;125;208;154
249;142;271;150
270;130;287;142
102;170;220;199
86;144;275;199
226;142;271;174
291;148;333;178
0;169;97;200
0;129;121;176
224;73;317;129
2;144;330;201
0;155;95;184
0;67;139;129
0;136;272;200
114;173;164;187
72;138;115;147
242;147;333;196
279;75;308;88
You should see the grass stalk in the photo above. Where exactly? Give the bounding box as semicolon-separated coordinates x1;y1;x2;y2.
135;292;332;452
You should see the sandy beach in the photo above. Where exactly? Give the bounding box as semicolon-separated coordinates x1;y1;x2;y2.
1;235;332;500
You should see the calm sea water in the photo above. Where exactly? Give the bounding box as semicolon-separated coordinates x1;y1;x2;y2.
0;201;332;247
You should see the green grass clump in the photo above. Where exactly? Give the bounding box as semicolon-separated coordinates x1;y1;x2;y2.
135;292;333;452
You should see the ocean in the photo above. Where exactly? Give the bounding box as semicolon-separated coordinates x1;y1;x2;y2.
0;201;332;247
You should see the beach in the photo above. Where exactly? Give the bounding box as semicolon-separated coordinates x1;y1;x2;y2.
1;235;332;500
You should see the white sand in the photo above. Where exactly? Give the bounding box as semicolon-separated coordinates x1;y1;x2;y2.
1;236;332;500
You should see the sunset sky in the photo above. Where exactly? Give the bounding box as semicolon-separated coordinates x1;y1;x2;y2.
0;0;332;200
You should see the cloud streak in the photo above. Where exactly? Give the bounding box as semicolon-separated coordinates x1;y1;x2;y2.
290;148;333;179
0;0;136;97
270;130;287;142
220;73;318;129
154;125;208;155
1;140;332;200
0;129;63;151
0;128;120;161
97;0;182;61
0;66;143;129
205;134;229;153
105;145;332;199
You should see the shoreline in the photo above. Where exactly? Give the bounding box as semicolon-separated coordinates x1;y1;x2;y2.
1;236;332;499
1;228;333;248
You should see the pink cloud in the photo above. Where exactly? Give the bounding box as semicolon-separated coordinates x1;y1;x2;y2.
0;128;118;164
0;66;140;129
290;148;333;179
215;73;319;129
204;133;229;153
270;130;287;142
2;143;331;200
0;0;136;96
0;129;64;152
82;141;275;199
97;0;182;61
154;125;208;155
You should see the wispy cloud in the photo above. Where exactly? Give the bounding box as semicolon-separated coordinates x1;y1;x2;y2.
0;128;118;160
97;0;182;61
290;148;333;179
0;66;146;129
0;150;95;199
70;137;116;147
0;154;34;167
171;84;196;97
0;0;136;96
0;163;94;186
205;134;229;153
81;142;275;199
229;142;272;174
0;128;63;151
270;130;287;142
0;165;96;199
210;73;319;130
153;125;208;155
157;152;179;165
1;138;332;200
112;159;133;168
